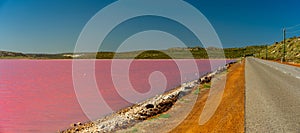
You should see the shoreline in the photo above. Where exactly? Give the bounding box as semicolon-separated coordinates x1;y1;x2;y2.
117;60;244;133
60;62;235;133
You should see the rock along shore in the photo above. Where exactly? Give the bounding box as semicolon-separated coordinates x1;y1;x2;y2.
61;62;235;133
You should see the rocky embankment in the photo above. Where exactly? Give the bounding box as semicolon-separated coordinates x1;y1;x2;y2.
61;62;234;133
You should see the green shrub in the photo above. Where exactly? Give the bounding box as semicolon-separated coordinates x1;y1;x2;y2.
203;84;211;88
193;87;200;95
132;128;138;133
158;114;171;118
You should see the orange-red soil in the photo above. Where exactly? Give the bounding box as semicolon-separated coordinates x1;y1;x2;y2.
171;61;245;133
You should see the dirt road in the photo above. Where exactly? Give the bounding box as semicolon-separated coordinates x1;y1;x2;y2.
245;57;300;132
171;61;245;132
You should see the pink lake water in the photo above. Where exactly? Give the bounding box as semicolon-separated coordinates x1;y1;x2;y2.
0;59;234;133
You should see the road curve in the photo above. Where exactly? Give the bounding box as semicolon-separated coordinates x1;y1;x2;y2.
245;57;300;132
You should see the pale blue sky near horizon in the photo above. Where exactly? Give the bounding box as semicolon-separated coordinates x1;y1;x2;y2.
0;0;300;53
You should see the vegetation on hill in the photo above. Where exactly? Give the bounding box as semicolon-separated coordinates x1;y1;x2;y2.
0;45;267;59
0;51;28;59
255;36;300;63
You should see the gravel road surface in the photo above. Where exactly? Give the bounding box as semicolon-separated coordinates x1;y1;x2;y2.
246;57;300;132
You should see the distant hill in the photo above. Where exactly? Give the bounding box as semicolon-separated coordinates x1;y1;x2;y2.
0;51;28;58
255;36;300;63
0;45;266;59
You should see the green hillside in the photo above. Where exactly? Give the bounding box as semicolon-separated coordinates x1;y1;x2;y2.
256;36;300;63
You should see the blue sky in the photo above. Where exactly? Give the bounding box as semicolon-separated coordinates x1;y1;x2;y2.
0;0;299;53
